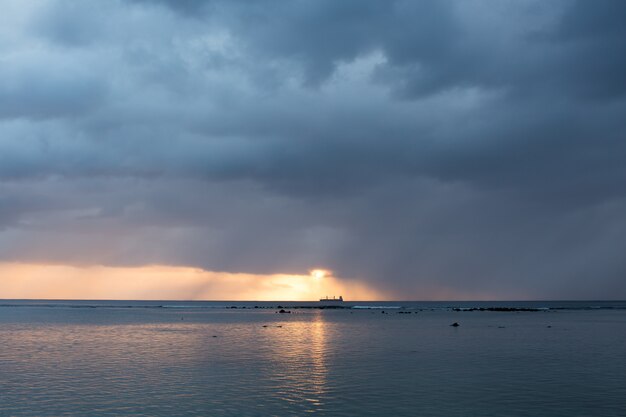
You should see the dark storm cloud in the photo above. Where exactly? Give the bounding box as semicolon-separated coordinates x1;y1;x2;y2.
1;0;626;298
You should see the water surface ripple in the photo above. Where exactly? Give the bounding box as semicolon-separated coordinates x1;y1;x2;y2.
0;301;625;416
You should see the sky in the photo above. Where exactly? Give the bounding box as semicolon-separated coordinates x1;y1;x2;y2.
1;0;625;300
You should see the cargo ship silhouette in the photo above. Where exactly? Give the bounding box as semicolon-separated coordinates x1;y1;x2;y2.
319;296;344;302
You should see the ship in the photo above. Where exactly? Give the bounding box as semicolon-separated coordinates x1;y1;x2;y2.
319;295;344;302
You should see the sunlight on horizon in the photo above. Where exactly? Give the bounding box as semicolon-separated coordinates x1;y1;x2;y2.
0;263;382;301
310;269;331;280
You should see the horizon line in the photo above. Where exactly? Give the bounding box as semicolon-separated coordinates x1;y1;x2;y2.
1;298;625;303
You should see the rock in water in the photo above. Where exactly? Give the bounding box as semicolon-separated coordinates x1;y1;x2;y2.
450;322;460;327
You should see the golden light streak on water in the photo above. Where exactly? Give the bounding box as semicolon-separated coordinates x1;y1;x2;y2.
258;309;331;411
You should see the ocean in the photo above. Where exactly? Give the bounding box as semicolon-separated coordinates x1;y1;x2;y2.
1;300;625;416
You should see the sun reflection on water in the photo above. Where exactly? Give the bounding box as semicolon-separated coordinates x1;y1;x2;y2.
308;312;329;405
0;307;341;415
261;311;331;412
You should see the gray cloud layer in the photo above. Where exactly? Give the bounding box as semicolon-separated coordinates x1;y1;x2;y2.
1;0;625;298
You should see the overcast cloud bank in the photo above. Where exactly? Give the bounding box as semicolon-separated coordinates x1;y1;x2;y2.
1;0;626;298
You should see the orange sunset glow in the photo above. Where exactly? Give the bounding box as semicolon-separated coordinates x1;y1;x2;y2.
0;263;383;301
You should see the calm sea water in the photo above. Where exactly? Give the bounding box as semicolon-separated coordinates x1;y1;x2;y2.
1;300;625;416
